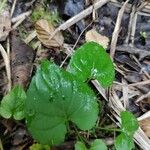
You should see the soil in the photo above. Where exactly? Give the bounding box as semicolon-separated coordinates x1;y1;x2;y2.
0;0;150;149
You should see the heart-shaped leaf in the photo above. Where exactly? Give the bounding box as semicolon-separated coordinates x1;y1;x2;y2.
67;42;115;87
0;85;26;120
25;60;99;146
121;111;139;137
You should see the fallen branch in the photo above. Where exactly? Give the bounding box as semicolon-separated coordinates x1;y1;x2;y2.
109;90;150;150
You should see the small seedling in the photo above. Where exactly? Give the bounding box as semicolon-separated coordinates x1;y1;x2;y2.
67;42;115;87
0;42;139;149
25;42;114;145
75;139;107;150
115;111;139;150
0;85;26;120
25;60;99;145
140;31;148;45
75;111;139;150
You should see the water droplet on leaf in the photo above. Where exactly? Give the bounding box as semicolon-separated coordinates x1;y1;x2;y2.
27;109;35;116
62;95;65;100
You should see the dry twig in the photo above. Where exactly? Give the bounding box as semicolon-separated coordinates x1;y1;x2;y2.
110;0;130;59
0;44;11;92
49;0;110;40
125;6;136;44
138;111;150;121
10;0;17;17
11;10;32;23
136;92;150;103
116;45;150;60
128;80;150;87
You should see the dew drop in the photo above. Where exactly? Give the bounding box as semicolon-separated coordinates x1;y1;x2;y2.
62;95;65;100
48;92;55;102
50;95;53;98
93;69;98;76
27;109;35;117
49;97;53;102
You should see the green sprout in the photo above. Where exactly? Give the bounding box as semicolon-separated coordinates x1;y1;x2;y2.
31;6;61;25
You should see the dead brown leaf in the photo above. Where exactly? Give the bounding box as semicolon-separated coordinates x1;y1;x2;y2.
35;19;64;48
139;98;150;112
0;10;11;41
11;32;35;89
139;117;150;137
85;29;109;49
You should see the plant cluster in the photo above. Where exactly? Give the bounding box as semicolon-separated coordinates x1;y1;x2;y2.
0;42;138;150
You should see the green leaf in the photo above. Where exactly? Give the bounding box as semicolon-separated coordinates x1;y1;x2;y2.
29;143;50;150
67;42;115;87
115;133;135;150
121;111;139;136
90;139;107;150
0;85;26;120
75;141;87;150
75;139;107;150
25;60;99;146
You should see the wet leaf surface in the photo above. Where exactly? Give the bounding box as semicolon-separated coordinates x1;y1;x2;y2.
25;60;99;145
68;42;115;87
0;1;150;149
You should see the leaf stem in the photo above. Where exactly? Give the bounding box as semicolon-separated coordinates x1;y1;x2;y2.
97;127;122;132
73;126;90;145
0;138;4;150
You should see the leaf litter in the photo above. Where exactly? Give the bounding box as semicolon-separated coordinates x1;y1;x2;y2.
35;19;64;48
0;0;150;149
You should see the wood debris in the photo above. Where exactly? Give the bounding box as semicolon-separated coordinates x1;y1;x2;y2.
0;10;11;41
